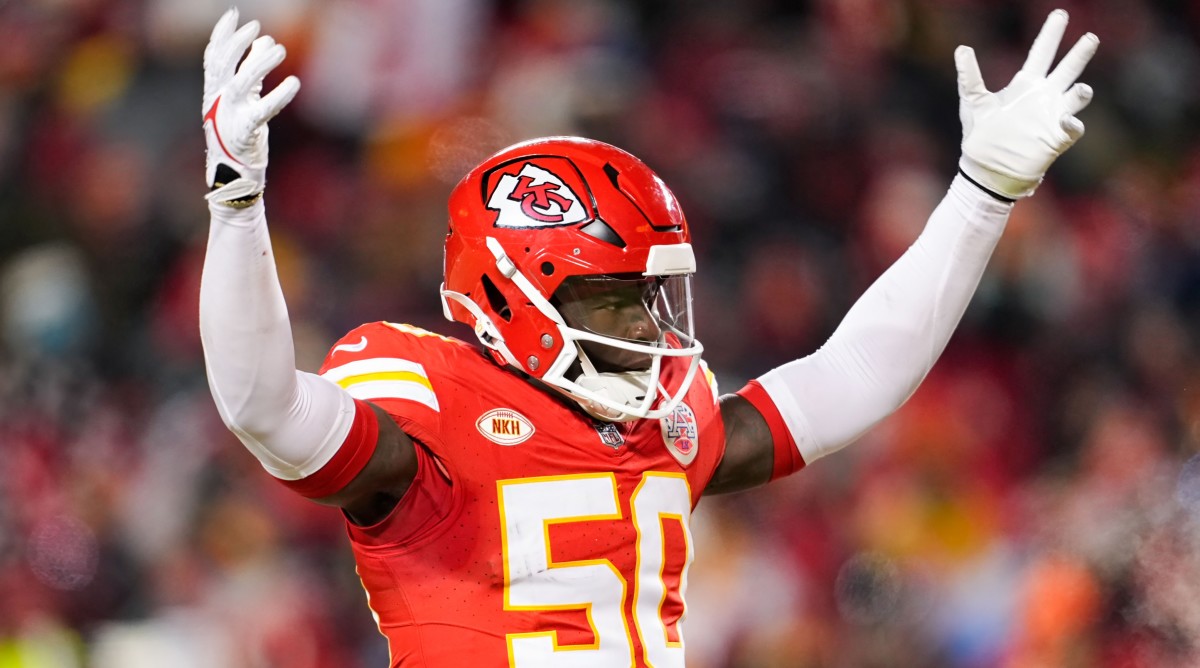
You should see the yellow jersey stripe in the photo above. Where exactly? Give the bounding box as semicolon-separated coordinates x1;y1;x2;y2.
340;380;441;412
336;371;434;392
322;357;430;383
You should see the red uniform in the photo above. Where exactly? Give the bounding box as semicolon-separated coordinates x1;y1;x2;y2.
318;321;727;668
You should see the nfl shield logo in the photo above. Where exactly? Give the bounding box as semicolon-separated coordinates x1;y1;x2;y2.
593;422;625;449
660;402;699;466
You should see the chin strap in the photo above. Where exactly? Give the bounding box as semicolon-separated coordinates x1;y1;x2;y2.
439;286;521;369
573;369;655;422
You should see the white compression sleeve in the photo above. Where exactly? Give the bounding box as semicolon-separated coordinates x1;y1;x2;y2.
199;199;357;481
757;174;1013;464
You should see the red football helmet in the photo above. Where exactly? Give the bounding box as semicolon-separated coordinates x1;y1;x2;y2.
441;137;703;421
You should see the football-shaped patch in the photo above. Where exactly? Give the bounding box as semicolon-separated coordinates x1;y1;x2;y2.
477;408;535;446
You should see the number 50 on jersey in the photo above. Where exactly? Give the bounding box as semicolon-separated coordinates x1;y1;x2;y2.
499;472;693;668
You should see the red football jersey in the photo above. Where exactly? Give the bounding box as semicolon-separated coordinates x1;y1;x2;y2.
318;321;727;668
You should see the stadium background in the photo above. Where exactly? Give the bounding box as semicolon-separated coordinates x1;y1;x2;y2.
1;0;1199;666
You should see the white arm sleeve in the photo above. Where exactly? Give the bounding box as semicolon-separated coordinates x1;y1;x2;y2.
199;199;357;481
757;174;1013;464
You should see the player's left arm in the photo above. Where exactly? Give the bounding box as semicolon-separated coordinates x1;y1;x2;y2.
705;394;774;495
705;10;1098;495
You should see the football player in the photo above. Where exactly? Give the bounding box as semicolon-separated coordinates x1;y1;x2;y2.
199;8;1097;667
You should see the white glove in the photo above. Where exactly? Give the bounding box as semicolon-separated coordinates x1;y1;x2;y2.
956;9;1098;200
202;8;300;205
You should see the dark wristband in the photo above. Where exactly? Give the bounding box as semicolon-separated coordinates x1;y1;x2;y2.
958;168;1017;204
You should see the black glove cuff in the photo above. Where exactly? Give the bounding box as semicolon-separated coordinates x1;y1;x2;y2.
957;168;1017;204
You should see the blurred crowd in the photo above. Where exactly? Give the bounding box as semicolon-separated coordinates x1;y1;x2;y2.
2;0;1200;666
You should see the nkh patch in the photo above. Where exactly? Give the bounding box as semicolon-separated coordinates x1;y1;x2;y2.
476;408;535;446
593;421;625;449
660;402;699;466
487;162;588;228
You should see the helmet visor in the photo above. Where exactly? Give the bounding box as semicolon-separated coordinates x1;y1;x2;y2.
554;274;696;372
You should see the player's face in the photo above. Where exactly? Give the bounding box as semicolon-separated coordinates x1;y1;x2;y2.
556;276;663;372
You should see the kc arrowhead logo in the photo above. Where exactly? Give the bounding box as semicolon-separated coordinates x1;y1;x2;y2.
486;162;589;229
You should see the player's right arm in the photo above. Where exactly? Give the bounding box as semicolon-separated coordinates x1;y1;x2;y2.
198;9;417;523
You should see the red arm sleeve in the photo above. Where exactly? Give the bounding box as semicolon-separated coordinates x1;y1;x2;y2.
277;398;380;498
736;380;805;481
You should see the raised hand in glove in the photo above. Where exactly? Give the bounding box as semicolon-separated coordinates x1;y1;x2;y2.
956;9;1098;200
202;8;300;206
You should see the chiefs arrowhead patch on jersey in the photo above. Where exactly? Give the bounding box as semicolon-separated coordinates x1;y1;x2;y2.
485;159;594;229
477;408;535;446
660;402;699;466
